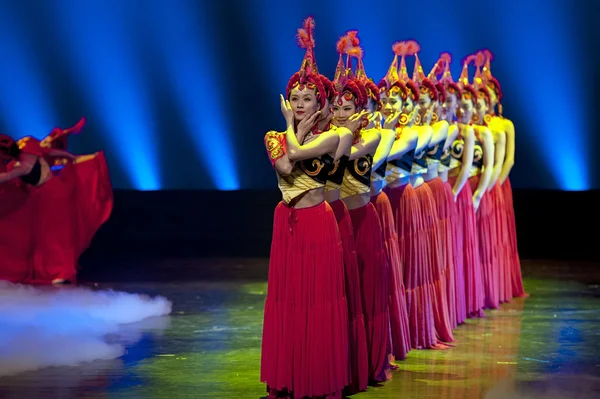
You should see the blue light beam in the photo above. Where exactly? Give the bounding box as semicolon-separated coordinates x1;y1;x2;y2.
146;2;239;190
0;9;57;138
51;1;161;190
497;1;589;190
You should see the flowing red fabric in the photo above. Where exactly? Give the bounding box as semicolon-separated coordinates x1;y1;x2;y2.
385;184;437;349
329;199;368;393
415;183;454;343
501;179;527;297
489;184;513;303
469;175;499;309
348;203;392;383
426;178;459;330
448;176;485;318
444;181;467;325
261;201;349;398
370;191;411;361
0;152;113;284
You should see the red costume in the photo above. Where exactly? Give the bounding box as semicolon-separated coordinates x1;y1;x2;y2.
0;118;113;284
260;17;349;399
381;42;438;350
481;50;527;299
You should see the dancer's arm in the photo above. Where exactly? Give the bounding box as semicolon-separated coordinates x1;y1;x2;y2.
452;125;474;198
473;127;495;210
498;118;515;184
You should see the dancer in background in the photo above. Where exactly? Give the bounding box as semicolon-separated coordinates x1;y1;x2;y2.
458;55;497;310
412;50;458;335
261;17;349;399
0;118;113;285
324;32;368;395
428;54;467;327
482;50;527;299
399;41;454;346
330;34;391;385
442;54;486;319
381;42;439;350
349;35;412;365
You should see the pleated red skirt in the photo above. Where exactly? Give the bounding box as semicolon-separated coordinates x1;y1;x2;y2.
370;191;411;361
261;201;349;398
449;175;485;318
415;182;454;343
469;175;499;309
426;178;459;330
444;181;467;325
348;202;392;383
385;184;437;349
502;179;527;298
329;199;368;393
0;152;113;284
489;184;512;303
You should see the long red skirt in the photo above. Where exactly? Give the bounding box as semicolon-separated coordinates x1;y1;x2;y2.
502;179;527;297
415;183;454;343
348;202;392;383
261;201;349;398
489;184;512;303
0;152;113;284
449;175;485;318
370;191;411;361
329;199;368;393
445;181;467;325
469;175;499;309
426;178;458;330
386;184;437;349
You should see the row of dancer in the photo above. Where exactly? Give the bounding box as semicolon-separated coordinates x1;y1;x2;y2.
261;17;526;399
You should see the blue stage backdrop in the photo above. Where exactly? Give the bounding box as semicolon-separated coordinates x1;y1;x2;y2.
0;0;597;191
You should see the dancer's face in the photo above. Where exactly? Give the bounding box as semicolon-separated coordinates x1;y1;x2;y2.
332;96;357;128
380;91;402;117
476;93;489;118
289;87;319;122
456;95;474;123
443;93;458;116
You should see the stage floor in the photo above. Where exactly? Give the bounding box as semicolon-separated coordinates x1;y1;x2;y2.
1;259;599;398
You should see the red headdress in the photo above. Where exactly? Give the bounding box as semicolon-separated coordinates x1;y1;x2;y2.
458;54;478;105
285;17;326;108
332;32;367;108
377;42;402;94
438;52;462;100
354;45;380;105
473;52;491;106
412;49;438;102
481;49;503;102
397;40;420;103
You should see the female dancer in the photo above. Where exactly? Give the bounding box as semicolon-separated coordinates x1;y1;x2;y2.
0;119;113;285
260;17;349;399
431;53;466;325
458;56;497;310
400;42;454;345
350;38;412;364
412;51;460;335
381;42;440;351
324;33;368;394
443;55;486;319
473;52;512;305
482;50;526;298
330;36;392;385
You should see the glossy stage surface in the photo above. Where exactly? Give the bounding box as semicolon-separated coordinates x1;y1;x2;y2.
1;258;599;399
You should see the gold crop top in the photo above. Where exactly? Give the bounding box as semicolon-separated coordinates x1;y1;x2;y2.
340;154;373;199
265;131;333;204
